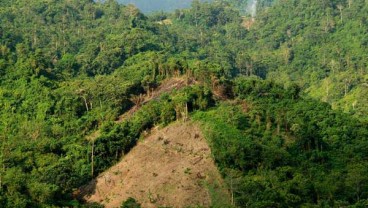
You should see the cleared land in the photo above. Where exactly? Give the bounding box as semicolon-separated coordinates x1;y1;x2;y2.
80;122;230;208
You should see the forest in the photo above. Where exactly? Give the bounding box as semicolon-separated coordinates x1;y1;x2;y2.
0;0;367;207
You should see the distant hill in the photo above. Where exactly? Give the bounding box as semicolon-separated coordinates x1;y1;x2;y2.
116;0;268;16
117;0;213;13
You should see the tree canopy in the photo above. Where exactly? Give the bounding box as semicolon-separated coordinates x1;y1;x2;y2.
0;0;367;207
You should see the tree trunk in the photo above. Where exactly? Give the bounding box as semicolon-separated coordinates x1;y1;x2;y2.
230;176;234;205
0;143;4;191
184;102;189;121
91;140;94;177
337;5;343;23
82;96;89;111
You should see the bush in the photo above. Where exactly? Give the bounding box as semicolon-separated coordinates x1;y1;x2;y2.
121;197;141;208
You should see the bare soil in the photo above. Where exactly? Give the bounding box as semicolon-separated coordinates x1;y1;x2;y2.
79;122;229;208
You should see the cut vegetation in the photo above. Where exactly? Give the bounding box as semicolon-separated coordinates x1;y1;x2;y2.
80;122;231;208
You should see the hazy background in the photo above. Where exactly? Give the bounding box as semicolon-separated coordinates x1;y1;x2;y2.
117;0;214;13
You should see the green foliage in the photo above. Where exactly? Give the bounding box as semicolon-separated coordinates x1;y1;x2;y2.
121;197;141;208
94;85;214;174
0;0;367;207
0;1;164;205
194;78;368;207
246;0;368;119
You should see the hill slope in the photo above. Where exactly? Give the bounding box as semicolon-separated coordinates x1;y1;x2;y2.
80;122;230;208
117;0;202;13
1;0;368;207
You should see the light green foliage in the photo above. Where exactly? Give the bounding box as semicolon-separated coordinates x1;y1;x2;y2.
247;0;368;119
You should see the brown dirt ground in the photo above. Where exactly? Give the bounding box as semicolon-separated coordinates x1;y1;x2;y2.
241;16;255;30
79;122;230;208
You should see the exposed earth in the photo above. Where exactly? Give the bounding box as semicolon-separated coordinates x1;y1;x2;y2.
79;122;230;208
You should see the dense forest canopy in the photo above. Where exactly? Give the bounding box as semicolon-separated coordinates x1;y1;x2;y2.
0;0;367;207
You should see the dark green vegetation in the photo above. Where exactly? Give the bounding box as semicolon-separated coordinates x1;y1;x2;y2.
194;77;368;207
121;197;141;208
0;0;367;207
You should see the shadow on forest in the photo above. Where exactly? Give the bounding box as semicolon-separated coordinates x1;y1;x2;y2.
76;179;101;206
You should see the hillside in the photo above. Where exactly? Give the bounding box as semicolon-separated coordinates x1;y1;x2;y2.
115;0;271;15
246;0;368;120
80;122;230;208
117;0;205;13
0;0;367;207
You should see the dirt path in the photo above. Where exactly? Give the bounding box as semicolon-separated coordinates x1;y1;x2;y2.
79;122;230;208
